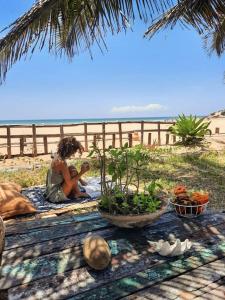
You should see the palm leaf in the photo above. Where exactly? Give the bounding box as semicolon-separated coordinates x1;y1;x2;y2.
145;0;225;55
0;0;174;83
205;17;225;55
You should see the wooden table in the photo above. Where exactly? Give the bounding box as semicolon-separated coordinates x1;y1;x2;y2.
1;210;225;300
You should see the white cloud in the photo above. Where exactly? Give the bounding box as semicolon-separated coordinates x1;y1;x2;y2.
111;103;167;113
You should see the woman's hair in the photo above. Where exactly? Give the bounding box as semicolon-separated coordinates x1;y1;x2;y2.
57;137;83;160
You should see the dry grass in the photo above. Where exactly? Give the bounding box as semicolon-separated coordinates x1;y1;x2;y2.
0;149;225;210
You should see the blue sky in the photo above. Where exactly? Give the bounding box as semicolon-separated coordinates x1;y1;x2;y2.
0;1;225;120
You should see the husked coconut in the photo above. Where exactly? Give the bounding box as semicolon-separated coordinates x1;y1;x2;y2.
83;235;111;270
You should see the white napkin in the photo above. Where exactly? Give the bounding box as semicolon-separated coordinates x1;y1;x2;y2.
81;177;102;199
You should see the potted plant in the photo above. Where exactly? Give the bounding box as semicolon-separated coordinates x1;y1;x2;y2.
89;143;168;228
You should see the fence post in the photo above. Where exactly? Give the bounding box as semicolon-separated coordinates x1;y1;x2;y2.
166;133;170;145
102;122;106;150
32;124;37;157
84;123;88;151
173;135;176;144
215;127;220;134
43;136;48;154
141;121;144;145
148;133;152;145
112;134;116;148
60;125;64;139
20;137;25;156
93;135;97;147
157;122;161;146
118;122;122;148
128;133;133;148
6;126;11;158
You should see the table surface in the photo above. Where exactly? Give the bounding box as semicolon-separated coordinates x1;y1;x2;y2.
1;210;225;300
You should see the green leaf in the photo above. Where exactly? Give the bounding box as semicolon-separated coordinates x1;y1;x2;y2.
87;150;95;157
169;114;211;146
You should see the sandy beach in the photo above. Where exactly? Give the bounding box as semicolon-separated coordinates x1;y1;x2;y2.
204;115;225;150
0;121;174;156
0;116;225;170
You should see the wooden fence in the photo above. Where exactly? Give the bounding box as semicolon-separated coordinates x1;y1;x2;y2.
0;120;186;158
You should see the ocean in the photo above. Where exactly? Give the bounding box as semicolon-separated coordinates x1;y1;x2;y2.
0;117;175;125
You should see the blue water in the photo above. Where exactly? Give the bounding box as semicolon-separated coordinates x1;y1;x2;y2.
0;117;176;125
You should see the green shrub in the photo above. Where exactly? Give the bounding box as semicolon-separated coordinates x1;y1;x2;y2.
89;143;164;215
169;114;211;145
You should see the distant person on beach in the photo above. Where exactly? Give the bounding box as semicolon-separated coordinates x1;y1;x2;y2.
45;137;90;203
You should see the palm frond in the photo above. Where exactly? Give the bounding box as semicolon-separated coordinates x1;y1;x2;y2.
205;17;225;55
0;0;174;83
145;0;225;55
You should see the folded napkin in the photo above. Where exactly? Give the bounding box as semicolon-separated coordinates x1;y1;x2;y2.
81;177;102;199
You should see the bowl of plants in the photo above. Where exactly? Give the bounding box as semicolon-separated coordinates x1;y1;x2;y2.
99;184;168;228
170;185;209;218
89;143;168;228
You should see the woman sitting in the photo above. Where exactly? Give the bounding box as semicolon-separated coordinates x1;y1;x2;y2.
45;137;90;203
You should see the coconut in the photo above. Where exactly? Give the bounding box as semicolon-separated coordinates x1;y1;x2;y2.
83;235;111;270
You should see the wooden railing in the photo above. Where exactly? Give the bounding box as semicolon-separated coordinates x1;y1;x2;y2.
0;121;223;158
0;120;177;158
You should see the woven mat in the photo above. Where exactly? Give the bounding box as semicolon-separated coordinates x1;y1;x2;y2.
22;177;101;212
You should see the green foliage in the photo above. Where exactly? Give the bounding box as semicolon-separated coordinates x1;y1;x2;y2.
145;180;163;197
132;181;162;213
89;143;163;215
98;180;162;215
89;143;153;194
169;114;211;146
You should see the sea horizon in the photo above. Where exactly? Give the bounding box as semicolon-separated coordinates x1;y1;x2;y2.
0;116;179;125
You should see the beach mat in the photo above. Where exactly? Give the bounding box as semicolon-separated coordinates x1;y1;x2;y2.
22;177;101;213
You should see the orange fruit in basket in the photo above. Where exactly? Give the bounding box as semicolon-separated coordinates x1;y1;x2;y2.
174;185;187;195
191;192;209;204
191;192;209;214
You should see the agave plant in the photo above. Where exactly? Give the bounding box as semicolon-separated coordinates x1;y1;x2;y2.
169;114;211;145
0;0;224;83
